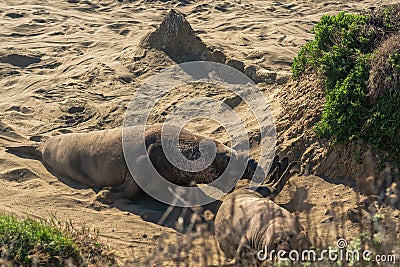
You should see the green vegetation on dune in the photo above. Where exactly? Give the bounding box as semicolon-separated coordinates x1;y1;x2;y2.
0;214;79;266
292;4;400;163
292;12;375;90
0;213;116;266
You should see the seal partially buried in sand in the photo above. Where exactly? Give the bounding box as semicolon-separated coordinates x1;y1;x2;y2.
214;156;311;265
6;124;259;202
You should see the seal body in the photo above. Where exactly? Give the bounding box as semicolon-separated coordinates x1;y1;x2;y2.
214;189;311;264
39;127;127;188
7;124;256;201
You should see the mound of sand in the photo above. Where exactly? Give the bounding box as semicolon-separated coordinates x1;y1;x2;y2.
139;9;209;63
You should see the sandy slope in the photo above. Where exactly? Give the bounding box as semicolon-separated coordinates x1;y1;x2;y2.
1;0;399;265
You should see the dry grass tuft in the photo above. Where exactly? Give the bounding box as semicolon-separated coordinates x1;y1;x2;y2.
367;33;400;103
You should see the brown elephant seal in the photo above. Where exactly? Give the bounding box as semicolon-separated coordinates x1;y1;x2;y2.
214;156;311;265
6;124;260;202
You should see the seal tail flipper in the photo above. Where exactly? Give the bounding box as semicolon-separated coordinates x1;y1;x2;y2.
5;145;42;160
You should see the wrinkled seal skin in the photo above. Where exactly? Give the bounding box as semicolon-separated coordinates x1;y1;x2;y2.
214;157;311;265
6;124;259;202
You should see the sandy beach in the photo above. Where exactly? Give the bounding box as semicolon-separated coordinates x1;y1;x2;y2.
1;0;399;265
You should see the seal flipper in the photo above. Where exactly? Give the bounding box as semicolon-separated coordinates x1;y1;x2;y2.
254;159;298;199
269;161;299;200
267;155;280;175
263;155;280;184
254;186;273;198
5;145;42;160
278;156;289;177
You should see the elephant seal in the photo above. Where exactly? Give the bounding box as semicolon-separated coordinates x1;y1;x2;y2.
214;156;311;265
6;124;259;202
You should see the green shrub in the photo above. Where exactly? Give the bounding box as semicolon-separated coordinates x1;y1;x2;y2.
292;5;400;162
314;55;369;142
0;213;116;266
292;12;376;90
361;90;400;160
0;214;79;266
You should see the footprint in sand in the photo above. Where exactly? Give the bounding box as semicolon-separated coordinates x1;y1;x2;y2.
0;122;26;142
5;105;35;115
59;102;98;126
0;168;39;183
0;54;41;68
5;12;24;19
